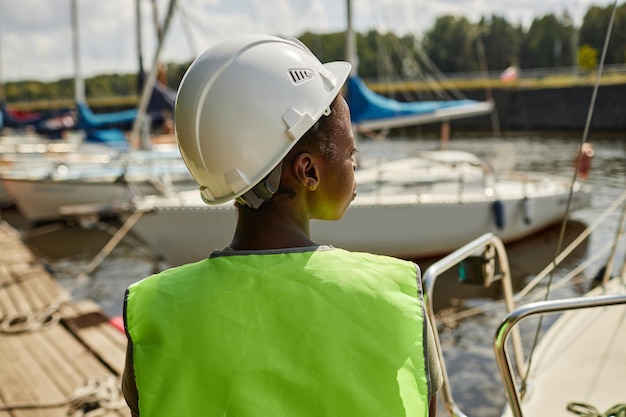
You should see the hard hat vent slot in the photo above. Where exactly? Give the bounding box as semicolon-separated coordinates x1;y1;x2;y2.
288;69;314;85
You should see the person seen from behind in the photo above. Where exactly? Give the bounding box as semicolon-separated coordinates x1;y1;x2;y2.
122;34;443;417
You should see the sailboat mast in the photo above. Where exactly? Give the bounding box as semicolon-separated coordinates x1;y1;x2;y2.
346;0;358;74
129;0;177;145
0;2;5;104
0;3;5;104
136;0;145;92
70;0;86;104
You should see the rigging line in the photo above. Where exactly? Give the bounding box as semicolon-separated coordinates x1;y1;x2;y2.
474;30;501;137
521;0;620;393
516;189;626;300
174;0;198;58
2;207;150;334
601;196;626;285
621;251;626;282
392;36;450;102
364;0;458;103
530;236;624;298
412;42;467;101
383;35;434;102
436;232;624;326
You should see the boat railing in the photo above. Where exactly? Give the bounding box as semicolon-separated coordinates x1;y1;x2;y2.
494;290;626;417
423;233;524;417
425;232;626;417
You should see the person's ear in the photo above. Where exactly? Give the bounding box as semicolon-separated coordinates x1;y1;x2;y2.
293;152;319;191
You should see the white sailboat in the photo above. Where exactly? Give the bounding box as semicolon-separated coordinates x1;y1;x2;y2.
0;0;188;223
0;143;194;223
0;136;120;209
115;0;590;266
122;143;592;268
342;0;494;133
127;162;590;266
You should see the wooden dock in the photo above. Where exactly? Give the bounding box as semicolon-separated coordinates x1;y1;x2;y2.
0;221;131;417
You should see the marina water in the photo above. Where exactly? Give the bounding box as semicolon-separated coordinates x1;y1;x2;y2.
6;133;625;417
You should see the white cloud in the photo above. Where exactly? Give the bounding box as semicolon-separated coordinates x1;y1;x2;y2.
0;0;617;83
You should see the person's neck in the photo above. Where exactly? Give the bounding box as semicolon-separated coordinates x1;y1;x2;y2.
230;208;314;251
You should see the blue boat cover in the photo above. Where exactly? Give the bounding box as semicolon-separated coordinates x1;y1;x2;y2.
347;76;480;124
76;103;138;131
84;128;129;151
76;81;175;131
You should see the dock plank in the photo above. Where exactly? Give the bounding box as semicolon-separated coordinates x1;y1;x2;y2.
0;221;130;417
61;301;128;375
0;223;34;264
3;333;67;414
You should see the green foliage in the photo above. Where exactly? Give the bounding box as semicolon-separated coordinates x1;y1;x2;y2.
165;61;193;89
477;15;524;70
519;13;576;68
85;73;136;98
580;3;626;64
299;30;418;79
578;44;599;71
422;15;477;73
4;2;626;107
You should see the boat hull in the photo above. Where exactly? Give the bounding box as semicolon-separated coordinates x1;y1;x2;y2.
1;176;196;223
0;145;194;223
129;181;591;266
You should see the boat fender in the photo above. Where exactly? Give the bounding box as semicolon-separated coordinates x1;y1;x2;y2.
109;316;126;335
573;143;594;180
522;196;533;225
492;200;505;230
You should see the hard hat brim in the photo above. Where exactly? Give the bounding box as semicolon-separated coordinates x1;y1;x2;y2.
322;61;352;111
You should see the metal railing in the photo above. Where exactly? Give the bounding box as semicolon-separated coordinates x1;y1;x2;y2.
494;291;626;417
424;232;626;417
423;233;524;417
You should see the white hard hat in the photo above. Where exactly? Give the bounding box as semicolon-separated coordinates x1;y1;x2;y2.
175;34;351;207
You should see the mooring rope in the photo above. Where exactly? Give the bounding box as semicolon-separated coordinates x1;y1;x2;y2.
567;402;626;417
0;207;148;334
0;376;126;416
0;302;66;334
0;268;73;334
516;189;626;301
434;190;626;326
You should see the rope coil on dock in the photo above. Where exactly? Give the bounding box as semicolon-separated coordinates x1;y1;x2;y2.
0;305;63;334
0;297;69;334
0;376;125;416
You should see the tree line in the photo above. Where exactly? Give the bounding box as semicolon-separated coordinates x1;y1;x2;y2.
3;2;625;108
303;2;626;77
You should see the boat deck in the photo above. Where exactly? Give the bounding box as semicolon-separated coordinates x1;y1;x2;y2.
0;221;130;417
513;279;626;417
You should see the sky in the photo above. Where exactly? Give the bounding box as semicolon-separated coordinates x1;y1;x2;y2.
0;0;617;83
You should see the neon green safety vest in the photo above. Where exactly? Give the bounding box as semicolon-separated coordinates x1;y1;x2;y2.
125;247;429;417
